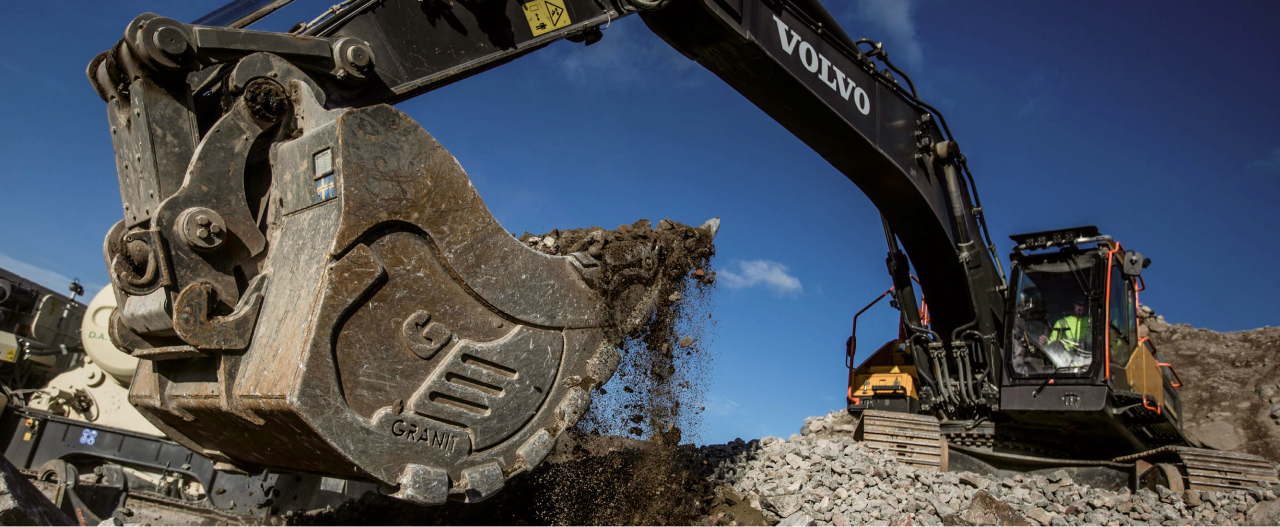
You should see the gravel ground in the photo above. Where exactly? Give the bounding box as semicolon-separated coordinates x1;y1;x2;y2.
285;310;1280;526
689;410;1280;526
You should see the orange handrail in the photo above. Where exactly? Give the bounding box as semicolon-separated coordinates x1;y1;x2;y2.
1142;394;1161;415
1103;243;1123;380
1156;363;1182;388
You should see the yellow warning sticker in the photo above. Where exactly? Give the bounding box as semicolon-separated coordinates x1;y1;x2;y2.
522;0;571;37
0;331;17;363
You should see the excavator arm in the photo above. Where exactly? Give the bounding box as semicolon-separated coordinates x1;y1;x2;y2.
639;1;1009;413
87;0;1006;503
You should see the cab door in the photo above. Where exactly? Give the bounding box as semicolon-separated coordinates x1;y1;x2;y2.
1108;251;1181;419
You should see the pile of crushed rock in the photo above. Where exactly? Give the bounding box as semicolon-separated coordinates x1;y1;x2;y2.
273;310;1280;526
688;410;1280;526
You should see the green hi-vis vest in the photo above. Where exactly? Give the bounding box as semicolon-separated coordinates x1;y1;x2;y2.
1050;315;1089;344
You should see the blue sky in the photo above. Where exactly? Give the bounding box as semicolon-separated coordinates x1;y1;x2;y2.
1;1;1278;445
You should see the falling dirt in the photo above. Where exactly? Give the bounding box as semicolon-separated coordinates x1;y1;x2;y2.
522;218;719;525
294;218;721;525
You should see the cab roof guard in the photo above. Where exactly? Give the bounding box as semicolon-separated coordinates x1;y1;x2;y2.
1010;226;1112;253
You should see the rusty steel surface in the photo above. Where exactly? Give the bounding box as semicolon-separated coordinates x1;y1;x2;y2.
115;74;680;504
88;10;717;507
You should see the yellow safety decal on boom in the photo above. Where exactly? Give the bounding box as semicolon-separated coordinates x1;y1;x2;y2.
0;331;18;363
522;0;571;37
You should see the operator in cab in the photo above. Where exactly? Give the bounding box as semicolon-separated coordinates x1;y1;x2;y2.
1012;296;1092;375
1041;299;1089;348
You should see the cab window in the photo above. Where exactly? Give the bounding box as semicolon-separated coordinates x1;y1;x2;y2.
1009;258;1095;377
1108;262;1136;367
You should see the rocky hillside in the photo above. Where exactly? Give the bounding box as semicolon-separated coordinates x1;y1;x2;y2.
1141;306;1280;462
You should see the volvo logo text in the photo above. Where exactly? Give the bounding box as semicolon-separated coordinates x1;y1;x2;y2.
772;15;871;116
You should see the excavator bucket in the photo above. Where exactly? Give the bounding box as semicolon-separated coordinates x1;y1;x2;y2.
102;76;716;505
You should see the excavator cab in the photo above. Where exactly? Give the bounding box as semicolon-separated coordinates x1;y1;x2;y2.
999;226;1187;458
1007;275;1093;378
1005;231;1103;381
847;226;1185;455
846;228;1141;419
848;226;1280;490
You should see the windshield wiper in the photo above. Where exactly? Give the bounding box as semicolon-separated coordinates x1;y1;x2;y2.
1032;366;1075;398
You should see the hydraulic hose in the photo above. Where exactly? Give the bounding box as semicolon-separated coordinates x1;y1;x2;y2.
933;347;958;407
851;41;1006;288
23;344;68;357
906;332;940;397
949;320;977;346
853;39;918;99
946;321;978;406
911;327;951;408
961;329;990;404
951;347;971;406
959;158;1007;284
940;159;973;246
962;349;978;404
929;351;950;406
910;331;951;407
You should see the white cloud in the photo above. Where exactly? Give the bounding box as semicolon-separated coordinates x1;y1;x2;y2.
719;259;803;296
0;251;98;296
1249;146;1280;173
848;0;924;70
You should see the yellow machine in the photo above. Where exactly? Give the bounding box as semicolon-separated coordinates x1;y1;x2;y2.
847;341;919;414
